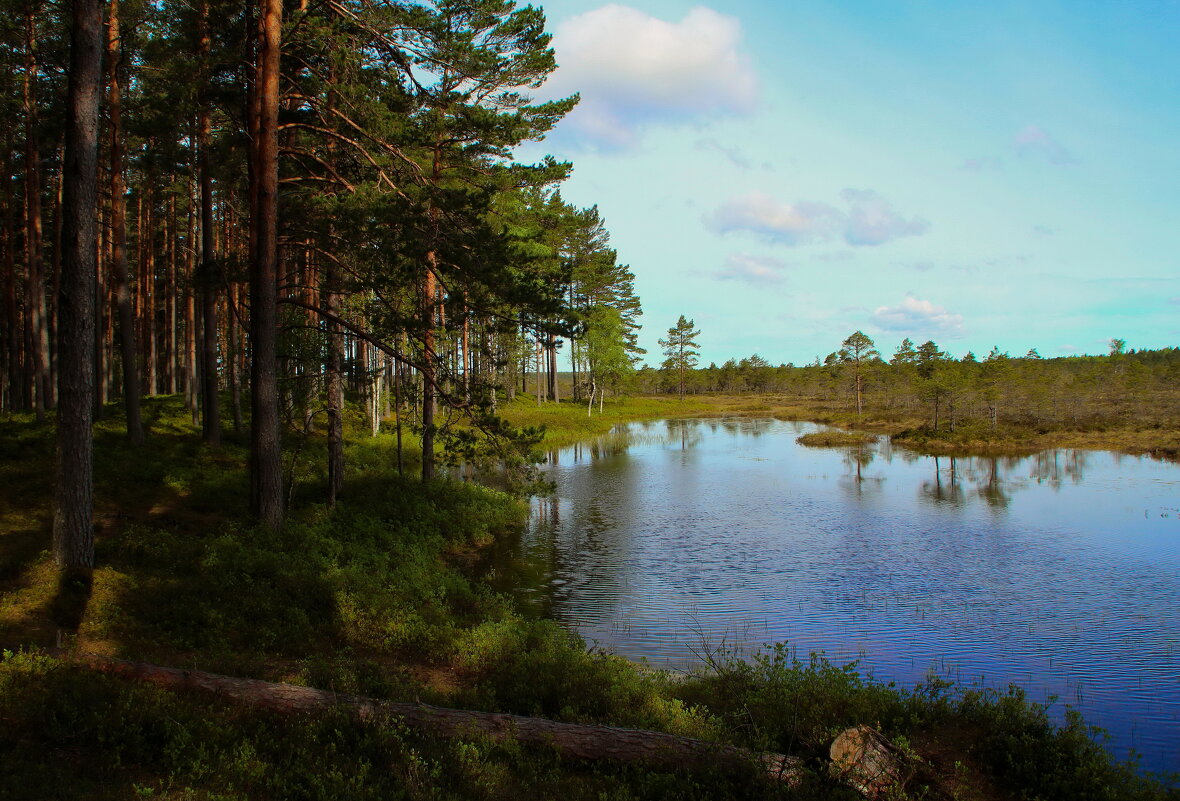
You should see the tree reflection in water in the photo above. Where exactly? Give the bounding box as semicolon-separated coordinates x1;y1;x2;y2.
920;455;966;507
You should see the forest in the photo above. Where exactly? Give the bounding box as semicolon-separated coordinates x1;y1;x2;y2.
637;322;1180;457
1;0;644;561
2;0;1179;798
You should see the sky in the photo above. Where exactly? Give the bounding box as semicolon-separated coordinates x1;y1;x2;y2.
513;0;1180;367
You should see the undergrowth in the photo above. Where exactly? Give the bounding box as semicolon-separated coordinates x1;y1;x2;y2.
1;396;1176;799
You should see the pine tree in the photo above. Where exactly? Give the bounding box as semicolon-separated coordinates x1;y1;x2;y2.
659;315;700;400
839;330;879;418
54;0;103;568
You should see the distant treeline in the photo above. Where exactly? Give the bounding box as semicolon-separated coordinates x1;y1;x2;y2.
634;338;1180;432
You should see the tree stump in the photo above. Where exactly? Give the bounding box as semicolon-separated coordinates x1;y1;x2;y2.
830;724;913;799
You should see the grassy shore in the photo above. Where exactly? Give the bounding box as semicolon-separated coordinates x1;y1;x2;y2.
499;393;1180;461
1;397;1176;799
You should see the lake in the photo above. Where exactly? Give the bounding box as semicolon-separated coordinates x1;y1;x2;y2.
500;418;1180;775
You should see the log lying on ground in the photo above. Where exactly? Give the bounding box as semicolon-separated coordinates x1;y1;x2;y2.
60;653;802;783
830;724;915;799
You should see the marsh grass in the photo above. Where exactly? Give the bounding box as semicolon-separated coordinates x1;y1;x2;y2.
796;430;879;448
502;393;1180;462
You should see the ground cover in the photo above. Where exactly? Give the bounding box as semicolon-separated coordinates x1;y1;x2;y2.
1;396;1175;799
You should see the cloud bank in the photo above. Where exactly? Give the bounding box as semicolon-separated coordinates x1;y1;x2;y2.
841;189;931;245
715;252;788;285
1014;125;1077;165
543;5;758;148
871;295;964;339
707;189;928;247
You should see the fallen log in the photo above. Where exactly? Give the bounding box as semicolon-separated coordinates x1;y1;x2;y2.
59;653;803;783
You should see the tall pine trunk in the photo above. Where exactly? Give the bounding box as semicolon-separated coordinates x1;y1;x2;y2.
325;257;344;504
249;0;284;529
184;178;197;421
198;8;220;446
2;145;18;411
23;8;47;420
55;0;103;569
106;0;144;442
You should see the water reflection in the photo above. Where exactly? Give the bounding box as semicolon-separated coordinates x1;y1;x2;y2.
501;419;1180;775
1030;449;1091;487
839;443;883;500
920;456;966;507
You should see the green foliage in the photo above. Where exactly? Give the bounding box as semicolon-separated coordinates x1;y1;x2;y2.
676;645;1177;800
0;652;801;801
677;645;918;758
957;686;1177;800
660;315;703;399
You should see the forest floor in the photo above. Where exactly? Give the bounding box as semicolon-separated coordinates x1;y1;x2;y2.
0;395;1176;800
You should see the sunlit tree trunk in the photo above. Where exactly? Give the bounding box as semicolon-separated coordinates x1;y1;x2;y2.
249;0;284;528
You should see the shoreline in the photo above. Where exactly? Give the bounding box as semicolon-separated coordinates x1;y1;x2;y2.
499;394;1180;462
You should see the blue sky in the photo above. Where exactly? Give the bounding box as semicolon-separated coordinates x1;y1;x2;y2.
517;0;1180;366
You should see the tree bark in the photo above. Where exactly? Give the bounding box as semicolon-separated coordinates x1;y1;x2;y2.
325;256;344;503
145;188;157;395
106;0;144;443
548;335;558;402
249;0;284;529
228;280;243;435
198;7;220;446
323;66;344;502
830;725;914;800
166;194;177;395
23;7;47;420
54;0;103;569
420;259;437;481
93;177;104;416
64;654;801;782
2;144;18;411
183;180;197;421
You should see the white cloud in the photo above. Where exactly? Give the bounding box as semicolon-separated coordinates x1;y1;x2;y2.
871;295;965;339
707;189;928;247
543;5;758;148
715;252;788;285
707;192;843;246
1014;125;1077;165
841;188;930;246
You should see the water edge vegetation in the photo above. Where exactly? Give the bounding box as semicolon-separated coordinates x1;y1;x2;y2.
2;396;1177;799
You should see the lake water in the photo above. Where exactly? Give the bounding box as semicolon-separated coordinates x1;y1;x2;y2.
502;418;1180;775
